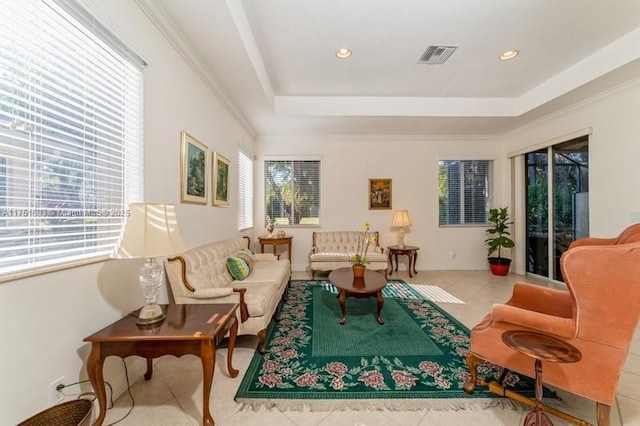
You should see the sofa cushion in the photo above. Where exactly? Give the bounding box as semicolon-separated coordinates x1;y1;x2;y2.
310;252;353;262
236;250;256;270
241;260;289;286
226;256;250;280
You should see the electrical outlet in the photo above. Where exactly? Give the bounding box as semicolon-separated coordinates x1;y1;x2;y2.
48;376;65;405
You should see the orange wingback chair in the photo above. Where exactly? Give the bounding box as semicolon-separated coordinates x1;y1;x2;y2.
464;224;640;426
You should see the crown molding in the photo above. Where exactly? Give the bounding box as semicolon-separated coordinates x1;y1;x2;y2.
134;0;256;138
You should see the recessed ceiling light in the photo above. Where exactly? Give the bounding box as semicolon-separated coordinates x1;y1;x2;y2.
335;48;352;59
499;50;519;61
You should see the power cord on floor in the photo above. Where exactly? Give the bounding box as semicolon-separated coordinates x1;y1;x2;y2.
54;359;135;425
107;358;135;426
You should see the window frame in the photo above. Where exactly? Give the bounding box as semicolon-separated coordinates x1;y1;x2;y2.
237;145;254;231
0;0;144;281
264;156;321;227
438;159;493;227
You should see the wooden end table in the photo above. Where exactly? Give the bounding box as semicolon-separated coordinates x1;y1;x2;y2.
502;330;582;426
329;267;387;325
258;235;293;263
84;303;239;426
387;245;419;277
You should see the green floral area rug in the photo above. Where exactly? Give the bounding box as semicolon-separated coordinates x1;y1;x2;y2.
235;280;549;411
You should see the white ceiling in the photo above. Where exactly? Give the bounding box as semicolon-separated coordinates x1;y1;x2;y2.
142;0;640;137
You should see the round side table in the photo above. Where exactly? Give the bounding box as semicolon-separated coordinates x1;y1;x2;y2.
387;245;419;277
502;330;581;426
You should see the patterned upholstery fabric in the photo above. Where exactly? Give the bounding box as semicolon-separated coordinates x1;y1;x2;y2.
309;231;388;277
164;237;291;348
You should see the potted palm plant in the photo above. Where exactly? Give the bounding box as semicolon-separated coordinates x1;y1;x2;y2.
485;207;515;276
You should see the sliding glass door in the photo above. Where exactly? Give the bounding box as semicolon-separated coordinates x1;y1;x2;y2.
526;136;589;281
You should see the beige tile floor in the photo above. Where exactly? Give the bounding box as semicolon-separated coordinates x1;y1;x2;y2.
103;270;640;426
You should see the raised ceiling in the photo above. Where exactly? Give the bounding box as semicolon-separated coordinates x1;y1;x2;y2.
142;0;640;137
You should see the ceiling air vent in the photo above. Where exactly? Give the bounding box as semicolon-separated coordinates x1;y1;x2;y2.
417;45;458;64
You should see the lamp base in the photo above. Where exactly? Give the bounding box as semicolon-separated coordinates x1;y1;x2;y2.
397;227;406;249
137;258;166;325
136;304;166;325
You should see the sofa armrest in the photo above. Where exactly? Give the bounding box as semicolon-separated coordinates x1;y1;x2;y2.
569;237;617;249
232;287;249;322
491;303;576;338
254;253;279;261
507;282;573;318
189;287;235;299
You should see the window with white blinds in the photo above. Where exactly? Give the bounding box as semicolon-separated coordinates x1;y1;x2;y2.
265;158;320;226
0;0;144;278
238;146;253;230
439;160;492;226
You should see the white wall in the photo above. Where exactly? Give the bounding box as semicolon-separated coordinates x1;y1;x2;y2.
0;1;254;423
255;136;509;272
3;1;638;423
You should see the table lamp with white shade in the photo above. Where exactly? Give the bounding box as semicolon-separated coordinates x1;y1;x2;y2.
114;203;186;325
391;210;412;249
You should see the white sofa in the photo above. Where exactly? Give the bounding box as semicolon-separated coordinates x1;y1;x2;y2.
310;231;388;278
164;236;290;353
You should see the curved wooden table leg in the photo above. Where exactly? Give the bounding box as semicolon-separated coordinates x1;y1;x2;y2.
339;290;347;325
144;358;153;380
87;344;106;426
227;317;239;378
412;250;418;276
201;340;215;426
376;290;385;324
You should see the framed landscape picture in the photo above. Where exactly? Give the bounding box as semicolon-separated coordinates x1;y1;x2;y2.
180;131;209;205
369;178;392;210
212;151;230;207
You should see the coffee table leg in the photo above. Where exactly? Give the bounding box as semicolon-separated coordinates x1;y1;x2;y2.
376;291;385;324
200;340;215;426
339;290;347;325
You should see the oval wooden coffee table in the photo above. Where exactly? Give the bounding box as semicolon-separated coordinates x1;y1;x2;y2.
328;267;387;325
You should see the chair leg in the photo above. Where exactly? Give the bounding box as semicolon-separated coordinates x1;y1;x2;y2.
464;352;483;394
257;329;267;354
596;403;611;426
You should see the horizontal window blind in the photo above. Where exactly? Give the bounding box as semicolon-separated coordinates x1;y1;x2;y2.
0;0;143;277
265;159;320;226
238;146;253;230
439;160;492;226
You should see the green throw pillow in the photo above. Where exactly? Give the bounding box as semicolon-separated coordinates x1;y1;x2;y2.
226;257;250;281
236;250;256;271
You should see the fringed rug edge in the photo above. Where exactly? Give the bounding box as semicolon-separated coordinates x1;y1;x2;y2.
234;397;527;413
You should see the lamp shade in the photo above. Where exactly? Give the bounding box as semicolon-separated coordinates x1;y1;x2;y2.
391;210;412;227
114;203;186;259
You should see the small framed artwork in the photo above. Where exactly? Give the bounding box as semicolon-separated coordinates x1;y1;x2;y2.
212;151;230;207
180;131;209;205
369;178;392;210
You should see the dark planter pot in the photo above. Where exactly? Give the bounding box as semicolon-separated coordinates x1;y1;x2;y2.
488;257;511;276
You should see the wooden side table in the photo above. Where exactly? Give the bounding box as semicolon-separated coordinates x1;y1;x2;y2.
387;245;419;277
502;330;582;426
258;235;293;263
84;303;239;426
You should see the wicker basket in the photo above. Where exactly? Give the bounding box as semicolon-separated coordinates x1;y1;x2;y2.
18;398;92;426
